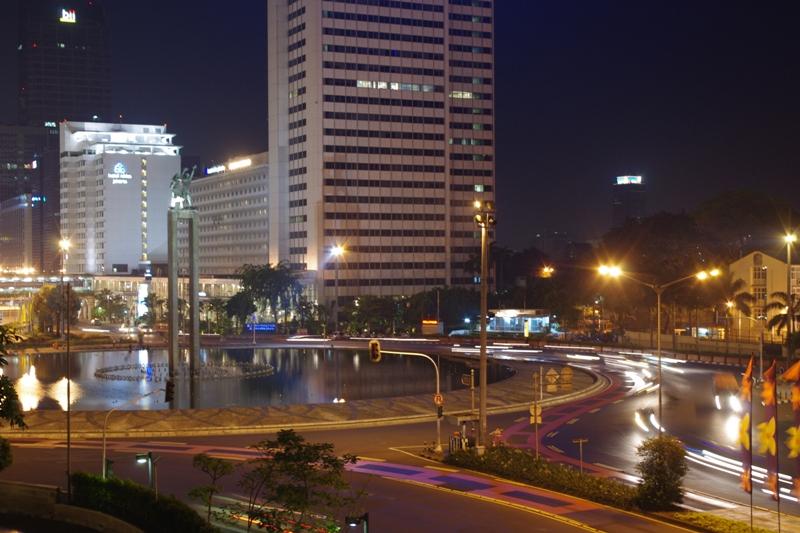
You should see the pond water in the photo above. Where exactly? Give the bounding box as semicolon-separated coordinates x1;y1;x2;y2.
2;347;513;411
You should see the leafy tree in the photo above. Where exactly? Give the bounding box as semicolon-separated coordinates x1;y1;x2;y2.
189;453;234;524
93;289;128;323
204;298;231;334
225;291;256;333
713;272;754;346
140;293;165;327
30;284;81;335
230;430;358;532
765;291;800;353
635;436;687;510
0;325;26;459
0;437;10;473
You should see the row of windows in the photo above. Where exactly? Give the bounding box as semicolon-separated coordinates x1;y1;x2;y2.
451;121;492;131
451;183;493;191
289;102;306;114
324;277;445;287
289;183;307;192
449;13;492;23
288;71;306;83
324;262;446;270
323;145;444;157
324;78;443;93
450;137;492;145
324;162;444;172
450;0;492;8
450;59;492;70
323;128;444;141
322;27;443;45
451;106;492;115
450;90;492;100
325;195;444;205
452;246;481;253
325;212;445;221
450;44;492;54
328;0;443;12
450;28;492;38
323;60;443;78
289;167;307;177
322;11;443;29
289;214;308;223
323;94;443;109
347;245;445;253
289;198;307;207
289;246;307;255
289;231;307;239
288;39;305;52
289;86;306;99
289;118;306;130
288;23;305;37
323;44;443;61
289;151;306;161
324;111;444;124
324;178;444;189
287;6;305;20
451;153;492;161
289;134;307;145
450;75;492;85
288;55;306;68
451;168;493;177
325;228;445;237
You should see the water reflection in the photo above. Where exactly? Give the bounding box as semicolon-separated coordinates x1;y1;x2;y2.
5;347;512;412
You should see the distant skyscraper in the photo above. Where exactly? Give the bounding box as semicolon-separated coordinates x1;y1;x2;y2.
268;0;495;303
17;0;112;126
611;175;646;228
60;121;180;275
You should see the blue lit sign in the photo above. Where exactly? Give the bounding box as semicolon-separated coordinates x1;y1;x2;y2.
108;162;133;184
245;323;277;332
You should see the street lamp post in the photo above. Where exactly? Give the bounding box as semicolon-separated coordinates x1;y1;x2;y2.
474;201;495;449
785;233;796;358
331;245;345;334
136;452;161;496
102;389;162;479
599;265;720;430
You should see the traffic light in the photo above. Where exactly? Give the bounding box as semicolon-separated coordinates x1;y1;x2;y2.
369;339;381;363
165;379;175;402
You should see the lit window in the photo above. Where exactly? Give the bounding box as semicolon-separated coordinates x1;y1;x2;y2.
474;185;484;192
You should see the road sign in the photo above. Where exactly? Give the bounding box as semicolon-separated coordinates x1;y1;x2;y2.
545;368;559;384
529;404;542;416
433;393;444;406
530;415;542;425
461;373;472;387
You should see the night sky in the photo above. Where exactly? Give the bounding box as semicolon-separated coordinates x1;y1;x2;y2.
1;1;798;249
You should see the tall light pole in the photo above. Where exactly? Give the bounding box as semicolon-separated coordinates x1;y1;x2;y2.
58;237;72;501
598;265;720;430
785;233;796;358
331;245;345;334
474;200;495;449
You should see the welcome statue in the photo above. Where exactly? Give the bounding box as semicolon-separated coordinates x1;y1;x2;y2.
170;166;196;209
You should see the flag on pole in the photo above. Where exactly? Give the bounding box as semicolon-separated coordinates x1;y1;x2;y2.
781;359;800;497
738;357;753;493
757;360;778;500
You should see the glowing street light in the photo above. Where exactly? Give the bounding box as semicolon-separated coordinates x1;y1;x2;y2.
784;233;796;357
598;264;720;430
541;266;555;278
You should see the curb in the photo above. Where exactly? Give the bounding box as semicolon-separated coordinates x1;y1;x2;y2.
1;370;609;440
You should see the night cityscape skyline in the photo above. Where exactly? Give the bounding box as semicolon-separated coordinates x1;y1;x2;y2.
2;1;797;247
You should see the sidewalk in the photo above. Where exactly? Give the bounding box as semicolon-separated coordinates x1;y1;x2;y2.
0;361;607;439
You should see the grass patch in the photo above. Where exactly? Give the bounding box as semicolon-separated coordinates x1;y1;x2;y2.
666;511;775;533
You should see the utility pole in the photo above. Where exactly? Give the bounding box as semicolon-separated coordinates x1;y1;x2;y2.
474;201;495;449
573;438;588;474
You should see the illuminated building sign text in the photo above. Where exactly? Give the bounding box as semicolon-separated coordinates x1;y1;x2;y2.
59;8;76;23
108;162;133;184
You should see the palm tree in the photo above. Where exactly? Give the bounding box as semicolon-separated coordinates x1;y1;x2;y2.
765;291;800;346
716;274;754;343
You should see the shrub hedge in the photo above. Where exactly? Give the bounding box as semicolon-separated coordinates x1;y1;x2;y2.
668;512;774;533
70;472;217;533
445;446;638;509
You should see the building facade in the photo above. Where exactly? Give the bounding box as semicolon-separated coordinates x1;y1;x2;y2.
17;0;112;126
728;250;800;338
186;152;269;276
611;175;646;228
268;0;495;304
59;121;180;275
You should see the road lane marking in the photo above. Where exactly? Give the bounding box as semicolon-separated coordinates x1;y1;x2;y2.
612;399;623;404
588;408;601;413
547;445;564;454
425;465;459;473
547;431;559;438
387;447;442;464
592;463;623;472
566;418;579;425
356;456;386;463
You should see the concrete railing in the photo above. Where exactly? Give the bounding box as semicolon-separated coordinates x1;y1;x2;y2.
0;480;142;532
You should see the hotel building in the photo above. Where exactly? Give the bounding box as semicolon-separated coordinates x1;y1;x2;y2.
59;121;180;275
268;0;495;304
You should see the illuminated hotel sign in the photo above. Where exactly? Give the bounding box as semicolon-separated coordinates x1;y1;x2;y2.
59;8;77;23
228;158;252;170
616;175;642;185
205;164;226;175
108;162;133;184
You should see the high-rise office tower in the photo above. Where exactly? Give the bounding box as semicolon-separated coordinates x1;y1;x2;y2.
17;0;112;126
611;175;646;228
268;0;495;304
